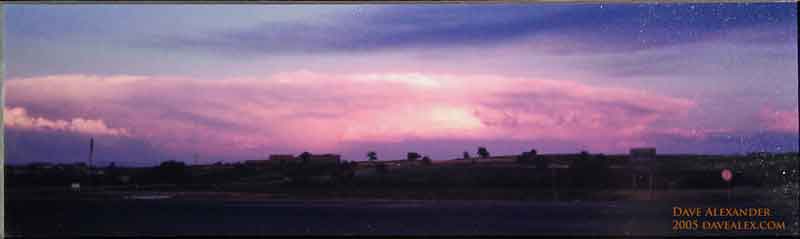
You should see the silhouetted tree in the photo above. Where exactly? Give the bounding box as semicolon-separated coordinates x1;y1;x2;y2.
517;149;539;164
299;152;312;164
367;151;378;162
407;152;421;161
532;150;548;170
579;150;590;160
477;147;490;159
157;160;188;184
422;156;432;165
159;160;186;169
463;151;471;160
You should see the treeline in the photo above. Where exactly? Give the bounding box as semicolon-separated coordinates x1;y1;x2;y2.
6;151;798;191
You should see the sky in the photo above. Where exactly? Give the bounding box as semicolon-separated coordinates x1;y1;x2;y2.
3;3;798;166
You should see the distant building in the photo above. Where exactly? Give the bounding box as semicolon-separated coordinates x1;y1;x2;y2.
269;154;296;161
378;159;423;169
310;154;340;161
479;156;517;163
245;158;284;169
245;159;271;165
261;153;342;168
630;147;656;161
240;154;296;168
28;162;55;169
306;154;341;166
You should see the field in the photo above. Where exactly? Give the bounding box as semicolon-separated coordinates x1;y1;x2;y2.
6;153;798;236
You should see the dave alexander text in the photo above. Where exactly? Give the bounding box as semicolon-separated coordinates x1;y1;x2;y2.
673;207;772;217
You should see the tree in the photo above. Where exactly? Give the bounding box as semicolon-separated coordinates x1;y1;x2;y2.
367;151;378;162
299;152;312;164
407;152;421;161
477;147;490;159
579;150;590;161
422;156;432;165
285;152;314;184
159;160;187;169
157;160;188;184
517;149;539;164
463;151;471;160
531;149;548;170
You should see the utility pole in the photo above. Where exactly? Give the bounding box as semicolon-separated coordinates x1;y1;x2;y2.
88;137;94;188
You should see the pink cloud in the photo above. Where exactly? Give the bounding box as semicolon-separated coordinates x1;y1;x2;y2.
4;106;129;136
760;108;799;133
6;72;699;156
645;127;733;140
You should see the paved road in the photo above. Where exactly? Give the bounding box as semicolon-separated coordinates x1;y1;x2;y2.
5;198;796;236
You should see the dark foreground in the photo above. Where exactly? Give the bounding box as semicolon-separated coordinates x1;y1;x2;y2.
6;196;798;237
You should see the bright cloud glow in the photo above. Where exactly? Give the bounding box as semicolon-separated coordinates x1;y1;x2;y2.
352;73;443;88
761;108;800;133
6;72;704;157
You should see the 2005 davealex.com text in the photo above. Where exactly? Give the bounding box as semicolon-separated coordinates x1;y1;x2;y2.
672;220;786;231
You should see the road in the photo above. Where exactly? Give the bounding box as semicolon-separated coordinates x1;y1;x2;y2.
5;198;796;236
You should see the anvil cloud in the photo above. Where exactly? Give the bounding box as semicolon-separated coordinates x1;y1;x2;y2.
4;3;798;165
4;73;696;151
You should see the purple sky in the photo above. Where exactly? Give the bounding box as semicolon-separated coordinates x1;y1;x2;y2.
3;3;798;166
